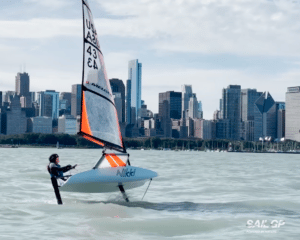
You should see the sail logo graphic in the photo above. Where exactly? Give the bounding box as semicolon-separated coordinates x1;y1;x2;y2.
117;168;136;177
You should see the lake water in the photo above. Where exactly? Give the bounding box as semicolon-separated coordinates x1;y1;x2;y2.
1;148;300;239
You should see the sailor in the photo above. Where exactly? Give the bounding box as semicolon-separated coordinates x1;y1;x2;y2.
47;153;76;205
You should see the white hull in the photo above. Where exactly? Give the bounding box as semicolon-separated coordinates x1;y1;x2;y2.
59;166;157;193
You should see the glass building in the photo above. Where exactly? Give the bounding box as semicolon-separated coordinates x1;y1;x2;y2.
181;85;193;119
38;90;59;119
71;84;82;117
110;78;125;123
221;85;241;140
254;92;277;141
240;89;263;141
285;86;300;141
128;59;142;123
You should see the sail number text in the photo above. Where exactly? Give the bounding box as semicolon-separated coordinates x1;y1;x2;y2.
85;19;99;70
86;46;98;70
85;19;99;47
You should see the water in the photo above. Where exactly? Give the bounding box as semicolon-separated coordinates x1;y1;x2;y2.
1;148;300;239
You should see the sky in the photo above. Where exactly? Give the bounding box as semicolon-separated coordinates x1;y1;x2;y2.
0;0;300;119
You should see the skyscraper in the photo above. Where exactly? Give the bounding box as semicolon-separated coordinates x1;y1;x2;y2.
159;91;182;120
15;72;31;108
188;94;199;119
198;101;203;119
126;79;132;124
110;78;125;123
2;94;27;135
38;90;59;119
113;92;122;123
254;92;277;141
221;85;241;140
71;84;82;117
128;59;142;123
181;85;193;119
240;89;263;141
276;102;285;139
15;72;30;96
159;91;182;137
285;86;300;141
59;92;72;115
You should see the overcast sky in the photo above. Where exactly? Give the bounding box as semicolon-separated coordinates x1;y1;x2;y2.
1;0;300;119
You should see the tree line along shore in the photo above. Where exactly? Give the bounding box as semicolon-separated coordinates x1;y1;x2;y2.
0;133;299;153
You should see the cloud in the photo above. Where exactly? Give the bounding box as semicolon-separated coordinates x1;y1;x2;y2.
105;51;137;80
3;0;300;56
0;71;16;91
93;0;300;56
0;18;81;39
23;0;72;9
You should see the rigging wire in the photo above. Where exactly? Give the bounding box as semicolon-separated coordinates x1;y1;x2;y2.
141;178;152;201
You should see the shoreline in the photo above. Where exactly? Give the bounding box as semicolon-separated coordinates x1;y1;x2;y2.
1;144;300;154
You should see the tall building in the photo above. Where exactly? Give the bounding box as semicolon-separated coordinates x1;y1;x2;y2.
285;87;300;141
126;79;132;124
240;89;263;141
15;72;30;96
15;72;31;108
216;119;230;139
128;59;142;123
188;94;199;119
59;92;72;116
38;90;59;119
71;84;81;117
110;78;125;123
181;85;193;119
2;94;27;135
158;91;182;138
194;119;216;140
241;89;263;121
221;85;241;140
276;102;285;139
254;92;277;141
0;91;2;107
3;91;15;105
159;91;182;120
198;101;203;119
113;92;122;123
30;92;36;102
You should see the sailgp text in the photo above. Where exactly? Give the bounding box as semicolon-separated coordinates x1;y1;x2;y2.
117;168;136;178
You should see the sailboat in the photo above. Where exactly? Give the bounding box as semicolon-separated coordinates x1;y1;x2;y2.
59;0;157;201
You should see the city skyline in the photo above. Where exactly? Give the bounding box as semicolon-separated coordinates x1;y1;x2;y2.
0;71;297;141
1;0;300;119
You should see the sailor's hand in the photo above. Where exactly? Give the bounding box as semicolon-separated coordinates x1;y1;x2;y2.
66;164;72;170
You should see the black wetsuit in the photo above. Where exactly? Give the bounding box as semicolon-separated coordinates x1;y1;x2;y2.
48;163;72;205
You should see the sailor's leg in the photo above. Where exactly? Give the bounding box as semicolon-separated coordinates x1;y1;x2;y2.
51;177;63;205
118;184;129;202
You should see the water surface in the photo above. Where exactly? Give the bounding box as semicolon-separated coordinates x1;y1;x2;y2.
1;148;300;239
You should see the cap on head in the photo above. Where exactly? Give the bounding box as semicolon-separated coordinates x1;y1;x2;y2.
49;154;59;163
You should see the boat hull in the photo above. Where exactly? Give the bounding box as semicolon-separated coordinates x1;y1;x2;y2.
59;166;157;193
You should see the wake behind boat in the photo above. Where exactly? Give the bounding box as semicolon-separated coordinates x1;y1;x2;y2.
55;0;157;203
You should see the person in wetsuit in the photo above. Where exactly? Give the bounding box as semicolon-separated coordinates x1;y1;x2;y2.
47;154;76;205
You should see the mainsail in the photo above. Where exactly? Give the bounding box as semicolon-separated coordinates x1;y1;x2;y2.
79;0;125;153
